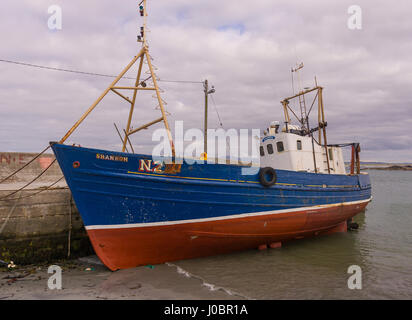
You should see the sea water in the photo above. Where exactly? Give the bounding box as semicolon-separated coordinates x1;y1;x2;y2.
172;170;412;299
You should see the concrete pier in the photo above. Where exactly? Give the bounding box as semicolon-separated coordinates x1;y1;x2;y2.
0;152;92;265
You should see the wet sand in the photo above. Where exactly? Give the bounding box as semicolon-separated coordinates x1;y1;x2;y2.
0;255;242;300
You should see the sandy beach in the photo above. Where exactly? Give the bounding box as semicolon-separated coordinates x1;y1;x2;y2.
0;255;242;300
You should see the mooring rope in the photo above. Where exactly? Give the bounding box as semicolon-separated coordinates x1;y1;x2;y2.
0;145;51;184
0;158;57;201
0;191;22;235
0;176;65;202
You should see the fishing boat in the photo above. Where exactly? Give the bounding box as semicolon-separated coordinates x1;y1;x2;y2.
51;1;371;270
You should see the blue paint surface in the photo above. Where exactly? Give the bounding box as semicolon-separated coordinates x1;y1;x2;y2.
51;143;371;227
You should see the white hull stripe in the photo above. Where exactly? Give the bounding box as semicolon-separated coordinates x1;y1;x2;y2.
85;198;372;231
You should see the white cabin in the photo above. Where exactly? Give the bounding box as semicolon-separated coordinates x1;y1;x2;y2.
259;122;346;174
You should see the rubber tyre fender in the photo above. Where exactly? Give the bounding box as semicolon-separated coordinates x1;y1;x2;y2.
259;167;277;187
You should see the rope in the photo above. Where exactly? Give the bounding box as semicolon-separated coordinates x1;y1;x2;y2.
0;145;51;184
306;91;319;118
0;159;57;200
0;59;124;79
210;95;224;128
0;176;65;202
0;191;22;235
0;144;66;202
0;59;203;84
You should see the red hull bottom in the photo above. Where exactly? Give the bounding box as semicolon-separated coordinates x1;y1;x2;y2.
87;200;370;270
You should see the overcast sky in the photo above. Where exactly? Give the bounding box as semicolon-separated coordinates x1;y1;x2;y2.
0;0;411;162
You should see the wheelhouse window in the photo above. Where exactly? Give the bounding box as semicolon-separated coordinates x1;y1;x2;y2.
267;144;274;154
260;146;265;156
297;140;302;150
276;141;284;152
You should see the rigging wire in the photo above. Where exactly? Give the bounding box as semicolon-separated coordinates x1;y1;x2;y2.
0;145;51;184
0;176;65;202
0;191;22;235
0;58;203;84
210;94;224;128
0;57;203;194
0;159;57;200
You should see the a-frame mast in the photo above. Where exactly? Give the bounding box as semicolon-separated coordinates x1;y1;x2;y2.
281;65;331;174
59;0;175;158
122;0;174;155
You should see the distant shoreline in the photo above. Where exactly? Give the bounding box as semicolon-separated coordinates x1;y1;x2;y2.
361;165;412;171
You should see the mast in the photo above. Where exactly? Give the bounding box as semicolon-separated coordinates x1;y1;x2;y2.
204;80;209;156
281;67;331;174
59;0;176;159
291;62;309;134
122;0;175;157
203;80;215;157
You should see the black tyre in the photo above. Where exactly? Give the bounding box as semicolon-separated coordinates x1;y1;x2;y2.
259;167;277;187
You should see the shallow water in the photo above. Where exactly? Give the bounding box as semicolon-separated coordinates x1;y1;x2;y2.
173;170;412;299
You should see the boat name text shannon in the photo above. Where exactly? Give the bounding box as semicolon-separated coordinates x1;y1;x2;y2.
96;153;128;162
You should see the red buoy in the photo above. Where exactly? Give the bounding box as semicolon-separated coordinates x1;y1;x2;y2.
269;242;282;249
258;244;267;251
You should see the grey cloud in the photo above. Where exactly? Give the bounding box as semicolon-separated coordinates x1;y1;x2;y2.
0;0;411;162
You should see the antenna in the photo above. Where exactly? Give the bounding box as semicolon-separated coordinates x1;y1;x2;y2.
137;0;149;47
291;62;308;132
